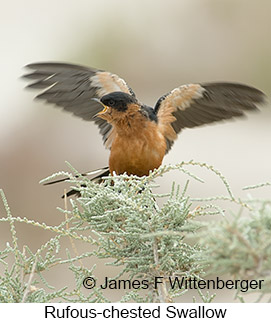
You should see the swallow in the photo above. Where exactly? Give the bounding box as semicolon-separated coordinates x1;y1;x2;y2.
23;62;266;191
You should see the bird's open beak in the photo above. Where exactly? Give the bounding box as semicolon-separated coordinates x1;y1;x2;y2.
92;98;110;117
98;105;109;115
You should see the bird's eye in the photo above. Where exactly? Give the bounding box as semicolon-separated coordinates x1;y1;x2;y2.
108;99;115;106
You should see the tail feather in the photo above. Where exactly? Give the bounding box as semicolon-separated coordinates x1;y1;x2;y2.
41;166;110;198
62;168;110;198
43;167;109;186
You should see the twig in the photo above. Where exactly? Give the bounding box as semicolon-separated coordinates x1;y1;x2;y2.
152;237;171;302
22;257;37;302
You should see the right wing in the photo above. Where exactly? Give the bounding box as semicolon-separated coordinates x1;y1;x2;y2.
154;82;266;152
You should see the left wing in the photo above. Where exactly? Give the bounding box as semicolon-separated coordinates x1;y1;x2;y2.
154;82;266;152
23;62;136;149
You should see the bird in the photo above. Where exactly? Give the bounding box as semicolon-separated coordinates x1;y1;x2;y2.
23;62;266;193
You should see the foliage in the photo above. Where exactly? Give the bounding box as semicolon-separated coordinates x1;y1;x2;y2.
0;161;270;302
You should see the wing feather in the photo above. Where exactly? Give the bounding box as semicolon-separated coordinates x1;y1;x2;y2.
155;82;266;153
23;62;135;149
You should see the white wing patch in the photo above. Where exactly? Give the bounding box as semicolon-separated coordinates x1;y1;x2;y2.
169;84;206;110
90;72;131;97
156;84;206;141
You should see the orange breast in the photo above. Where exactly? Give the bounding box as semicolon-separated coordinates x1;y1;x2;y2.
109;122;166;176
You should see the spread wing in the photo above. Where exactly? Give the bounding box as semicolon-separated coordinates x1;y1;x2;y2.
154;82;266;152
23;62;136;149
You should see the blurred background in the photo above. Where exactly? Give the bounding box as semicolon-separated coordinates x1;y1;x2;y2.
0;0;270;302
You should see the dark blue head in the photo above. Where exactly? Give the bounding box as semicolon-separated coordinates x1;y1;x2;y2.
100;91;138;111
